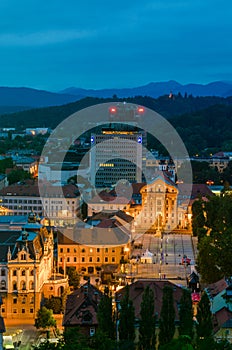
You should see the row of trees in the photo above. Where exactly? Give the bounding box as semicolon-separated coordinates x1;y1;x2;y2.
192;195;232;283
34;284;228;350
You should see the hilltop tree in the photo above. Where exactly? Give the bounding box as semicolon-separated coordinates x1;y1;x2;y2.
179;289;193;337
118;284;135;349
139;285;156;350
159;285;175;347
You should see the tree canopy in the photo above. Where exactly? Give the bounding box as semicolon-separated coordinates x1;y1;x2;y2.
195;195;232;283
35;306;56;330
159;285;175;347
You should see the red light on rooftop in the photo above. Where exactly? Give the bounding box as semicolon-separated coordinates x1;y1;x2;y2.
137;106;145;114
109;106;117;114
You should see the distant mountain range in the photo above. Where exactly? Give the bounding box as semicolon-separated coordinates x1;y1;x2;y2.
60;80;232;99
0;80;232;114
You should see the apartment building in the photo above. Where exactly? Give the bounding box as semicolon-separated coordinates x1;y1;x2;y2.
0;180;80;226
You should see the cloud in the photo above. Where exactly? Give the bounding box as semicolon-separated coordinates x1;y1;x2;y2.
0;29;96;46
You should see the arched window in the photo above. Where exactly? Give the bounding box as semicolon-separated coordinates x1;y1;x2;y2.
21;270;26;276
1;280;6;290
21;281;26;290
13;282;17;290
29;281;34;290
13;270;17;276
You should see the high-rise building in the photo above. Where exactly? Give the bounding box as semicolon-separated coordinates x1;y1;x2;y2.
90;103;146;188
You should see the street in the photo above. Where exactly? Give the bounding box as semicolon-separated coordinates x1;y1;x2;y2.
128;233;197;285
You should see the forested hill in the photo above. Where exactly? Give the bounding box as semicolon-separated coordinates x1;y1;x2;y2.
1;94;232;130
170;103;232;154
1;94;232;154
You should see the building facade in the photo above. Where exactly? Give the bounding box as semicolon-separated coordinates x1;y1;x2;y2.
0;180;81;226
0;220;54;320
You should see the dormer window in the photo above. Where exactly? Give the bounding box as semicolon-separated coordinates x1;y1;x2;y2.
21;253;26;260
81;310;93;324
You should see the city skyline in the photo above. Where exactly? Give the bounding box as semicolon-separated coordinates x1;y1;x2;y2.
0;0;231;91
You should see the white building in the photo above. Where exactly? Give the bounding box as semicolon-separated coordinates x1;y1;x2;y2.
0;180;81;226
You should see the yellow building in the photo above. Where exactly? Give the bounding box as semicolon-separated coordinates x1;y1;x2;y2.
57;211;132;276
130;173;178;234
0;215;68;321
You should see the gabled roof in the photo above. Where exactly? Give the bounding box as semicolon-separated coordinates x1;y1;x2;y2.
0;225;50;262
141;171;177;190
178;183;214;199
59;219;131;247
214;307;232;333
206;278;229;298
115;279;183;321
63;282;102;327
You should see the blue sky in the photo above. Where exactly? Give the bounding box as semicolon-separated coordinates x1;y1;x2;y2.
0;0;231;91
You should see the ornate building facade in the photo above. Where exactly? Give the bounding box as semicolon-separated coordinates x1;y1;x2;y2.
0;214;68;320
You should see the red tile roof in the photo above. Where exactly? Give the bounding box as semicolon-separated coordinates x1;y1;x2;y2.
206;278;229;298
63;282;103;327
0;180;79;198
214;307;232;332
115;279;183;321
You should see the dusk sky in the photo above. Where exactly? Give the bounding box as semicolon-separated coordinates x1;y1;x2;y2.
0;0;231;91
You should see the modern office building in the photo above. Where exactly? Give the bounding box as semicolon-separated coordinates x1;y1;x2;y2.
90;103;146;188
